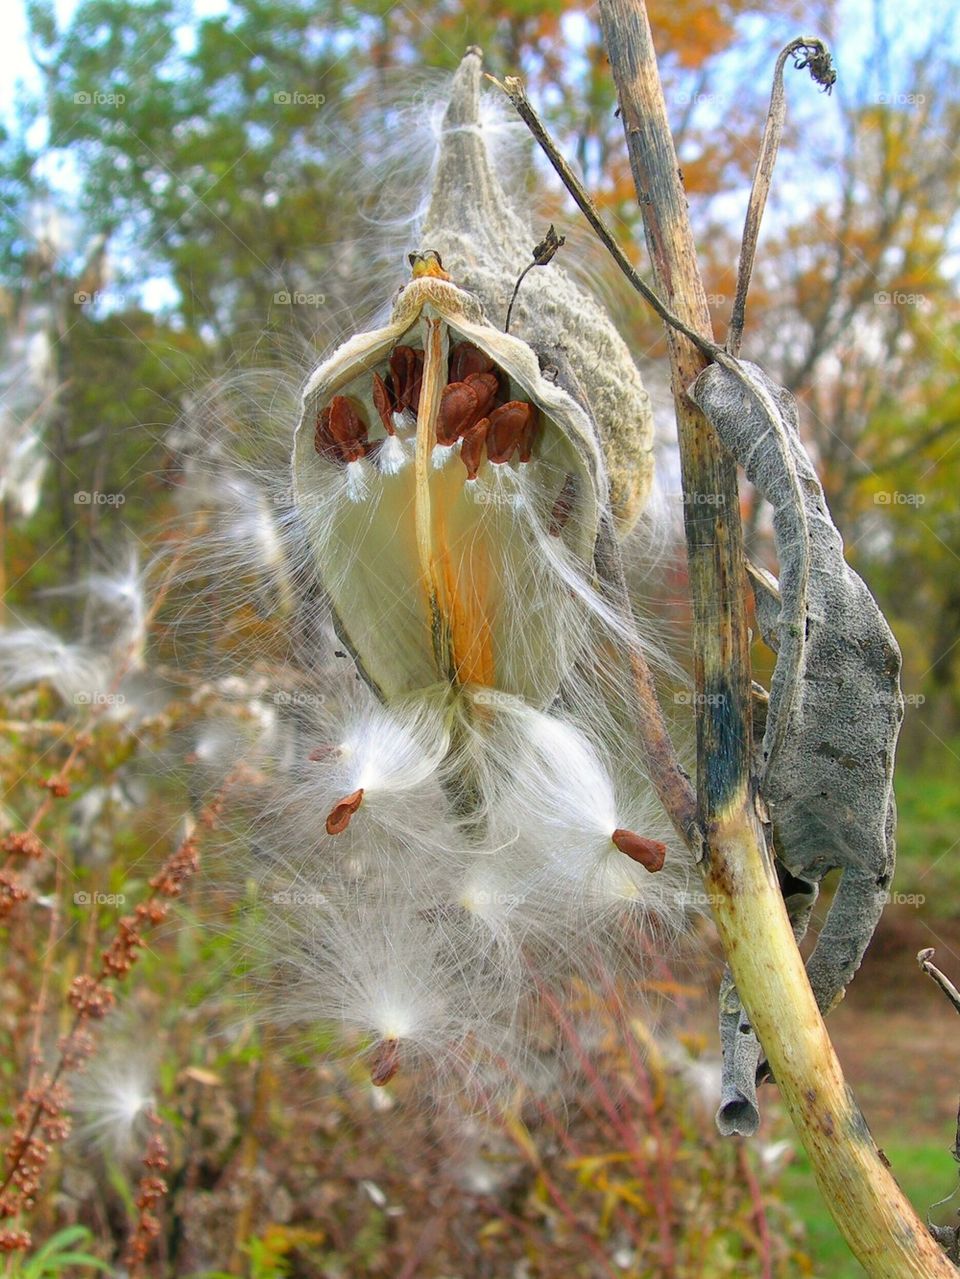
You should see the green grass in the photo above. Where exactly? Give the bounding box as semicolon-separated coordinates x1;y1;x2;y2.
781;1141;958;1277
892;751;960;914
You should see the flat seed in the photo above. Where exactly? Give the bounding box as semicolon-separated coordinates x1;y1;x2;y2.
325;787;365;835
611;828;667;872
437;381;480;447
487;401;536;465
370;1036;400;1086
460;418;489;481
371;371;396;434
449;341;494;381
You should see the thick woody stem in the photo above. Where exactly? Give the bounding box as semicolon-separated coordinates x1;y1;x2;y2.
598;2;955;1274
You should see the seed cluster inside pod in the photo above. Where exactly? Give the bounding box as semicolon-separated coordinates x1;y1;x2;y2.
292;273;607;707
314;340;542;483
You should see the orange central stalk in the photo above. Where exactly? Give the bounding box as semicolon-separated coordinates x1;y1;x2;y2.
435;498;495;688
414;317;496;688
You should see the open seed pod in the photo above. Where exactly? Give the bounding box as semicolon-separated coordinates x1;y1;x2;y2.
420;48;654;529
292;264;608;706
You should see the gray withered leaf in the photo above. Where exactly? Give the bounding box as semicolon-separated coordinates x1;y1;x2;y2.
690;360;903;1130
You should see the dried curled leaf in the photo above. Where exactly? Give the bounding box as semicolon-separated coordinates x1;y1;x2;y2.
690;360;903;1132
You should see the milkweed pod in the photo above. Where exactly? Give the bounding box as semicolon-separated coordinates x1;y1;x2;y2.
419;48;654;529
292;270;607;707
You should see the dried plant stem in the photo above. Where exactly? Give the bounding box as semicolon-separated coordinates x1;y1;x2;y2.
728;38;835;357
595;0;751;826
918;949;960;1016
229;1025;274;1273
25;861;64;1093
595;1;955;1274
0;771;240;1233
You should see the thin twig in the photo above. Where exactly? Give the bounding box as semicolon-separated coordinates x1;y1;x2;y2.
504;224;565;332
918;948;960;1016
489;74;721;362
727;38;837;357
